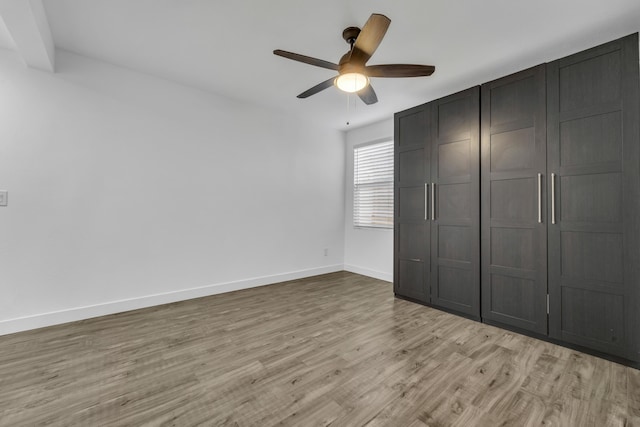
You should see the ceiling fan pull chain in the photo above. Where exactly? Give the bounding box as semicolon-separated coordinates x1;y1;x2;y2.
346;92;351;125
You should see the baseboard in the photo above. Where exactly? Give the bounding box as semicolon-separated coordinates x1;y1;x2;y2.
343;264;392;282
0;264;344;336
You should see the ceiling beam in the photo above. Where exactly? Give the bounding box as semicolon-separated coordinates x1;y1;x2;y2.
0;0;54;72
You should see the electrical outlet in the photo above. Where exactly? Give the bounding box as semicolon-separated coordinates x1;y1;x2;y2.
324;248;328;257
0;191;7;207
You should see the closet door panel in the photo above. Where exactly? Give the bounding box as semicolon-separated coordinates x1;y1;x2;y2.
399;149;425;182
438;140;471;178
490;228;536;271
398;186;427;221
481;65;548;334
398;223;427;261
547;34;640;361
430;87;480;318
559;112;621;166
490;178;537;221
396;260;426;302
438;226;472;261
560;173;622;222
560;288;625;346
394;105;431;302
490;128;535;171
560;231;623;284
438;183;471;219
490;275;537;323
437;267;473;307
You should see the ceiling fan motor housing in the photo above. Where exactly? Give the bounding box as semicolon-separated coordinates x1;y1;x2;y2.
342;27;361;46
339;26;366;76
273;13;435;105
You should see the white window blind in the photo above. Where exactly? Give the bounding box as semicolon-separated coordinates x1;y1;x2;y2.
354;140;394;228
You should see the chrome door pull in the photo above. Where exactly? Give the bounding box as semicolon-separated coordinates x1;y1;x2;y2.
551;173;556;225
424;183;428;220
431;183;436;221
538;173;543;224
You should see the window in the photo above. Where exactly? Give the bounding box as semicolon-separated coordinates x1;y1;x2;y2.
353;140;394;228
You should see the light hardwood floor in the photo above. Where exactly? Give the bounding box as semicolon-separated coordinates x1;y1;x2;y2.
0;272;638;426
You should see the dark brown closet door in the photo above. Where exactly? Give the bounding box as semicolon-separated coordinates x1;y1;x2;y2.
394;104;431;302
547;34;640;361
430;87;480;318
481;66;548;334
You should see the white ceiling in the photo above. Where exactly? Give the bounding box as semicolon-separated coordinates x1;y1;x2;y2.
5;1;640;130
0;15;16;50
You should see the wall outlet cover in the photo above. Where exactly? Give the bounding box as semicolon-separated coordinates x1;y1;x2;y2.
0;191;6;207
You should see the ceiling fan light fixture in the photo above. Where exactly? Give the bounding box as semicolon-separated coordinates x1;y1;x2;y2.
335;72;369;93
274;13;434;105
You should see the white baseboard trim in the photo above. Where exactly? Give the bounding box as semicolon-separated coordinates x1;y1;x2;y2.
0;264;344;336
344;264;392;282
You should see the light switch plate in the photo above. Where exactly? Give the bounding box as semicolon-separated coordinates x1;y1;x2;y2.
0;191;7;207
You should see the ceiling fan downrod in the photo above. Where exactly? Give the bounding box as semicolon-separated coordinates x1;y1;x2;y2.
342;27;361;50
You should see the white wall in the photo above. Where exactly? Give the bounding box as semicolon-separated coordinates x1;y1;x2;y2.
343;118;394;282
0;49;345;335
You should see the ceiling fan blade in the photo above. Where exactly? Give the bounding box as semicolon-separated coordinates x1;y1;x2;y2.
366;64;436;78
357;84;378;105
297;77;337;98
274;50;339;71
350;14;391;65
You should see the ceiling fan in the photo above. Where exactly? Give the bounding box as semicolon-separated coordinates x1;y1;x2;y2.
273;13;435;105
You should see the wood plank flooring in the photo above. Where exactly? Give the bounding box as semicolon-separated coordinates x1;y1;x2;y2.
0;271;638;426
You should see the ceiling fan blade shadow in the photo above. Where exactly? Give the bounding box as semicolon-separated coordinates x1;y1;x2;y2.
366;64;435;77
274;50;339;71
297;77;337;98
349;14;391;65
357;84;378;105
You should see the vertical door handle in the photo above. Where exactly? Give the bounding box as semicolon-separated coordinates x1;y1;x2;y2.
424;183;428;220
551;173;556;225
431;183;436;221
537;173;542;223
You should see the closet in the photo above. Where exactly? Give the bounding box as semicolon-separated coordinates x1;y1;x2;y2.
394;33;640;364
481;65;548;335
546;35;640;361
394;87;480;319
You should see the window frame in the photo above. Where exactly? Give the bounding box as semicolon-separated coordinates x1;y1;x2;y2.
352;138;394;230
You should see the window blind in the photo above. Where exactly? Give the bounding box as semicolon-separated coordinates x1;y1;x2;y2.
354;140;394;228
